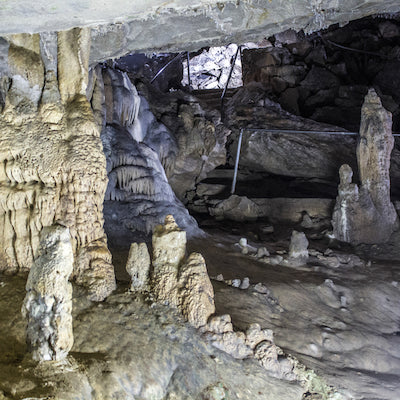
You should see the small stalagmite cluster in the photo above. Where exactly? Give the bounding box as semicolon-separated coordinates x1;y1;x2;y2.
332;89;399;244
127;215;215;328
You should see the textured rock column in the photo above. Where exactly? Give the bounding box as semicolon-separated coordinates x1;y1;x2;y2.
151;215;186;306
151;215;215;328
0;29;116;301
332;89;398;244
357;89;395;208
22;225;74;361
126;242;151;292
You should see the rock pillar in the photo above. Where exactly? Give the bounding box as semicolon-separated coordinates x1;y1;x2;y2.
332;89;398;244
150;215;215;328
22;225;74;361
0;29;116;300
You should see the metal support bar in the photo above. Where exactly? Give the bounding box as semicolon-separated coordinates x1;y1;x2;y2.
221;45;241;102
235;128;400;137
231;128;243;194
151;52;183;84
186;51;191;88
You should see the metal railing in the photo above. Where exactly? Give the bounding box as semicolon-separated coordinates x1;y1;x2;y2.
230;127;400;194
151;51;191;86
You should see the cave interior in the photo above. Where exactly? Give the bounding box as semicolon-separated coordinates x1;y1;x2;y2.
0;3;400;400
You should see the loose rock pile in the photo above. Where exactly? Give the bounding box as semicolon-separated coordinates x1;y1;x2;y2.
182;44;242;90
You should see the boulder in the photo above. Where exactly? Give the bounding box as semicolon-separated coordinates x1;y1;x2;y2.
210;195;261;222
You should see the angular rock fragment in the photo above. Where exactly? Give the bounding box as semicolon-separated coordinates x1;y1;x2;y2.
22;224;74;361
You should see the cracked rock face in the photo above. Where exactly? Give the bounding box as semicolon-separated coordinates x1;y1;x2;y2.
22;224;74;361
1;1;400;64
0;29;116;301
332;89;399;244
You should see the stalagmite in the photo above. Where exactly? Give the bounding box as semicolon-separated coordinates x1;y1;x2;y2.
151;215;187;307
179;252;216;328
151;215;215;328
288;230;309;265
22;224;74;361
126;242;151;292
332;89;398;244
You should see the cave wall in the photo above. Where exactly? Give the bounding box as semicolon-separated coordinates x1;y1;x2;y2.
0;29;115;301
242;16;400;131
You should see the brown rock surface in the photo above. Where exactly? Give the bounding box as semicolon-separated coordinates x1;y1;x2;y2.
0;30;115;300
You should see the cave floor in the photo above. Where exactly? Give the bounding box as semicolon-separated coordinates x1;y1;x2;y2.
186;220;400;400
1;220;399;399
107;217;400;399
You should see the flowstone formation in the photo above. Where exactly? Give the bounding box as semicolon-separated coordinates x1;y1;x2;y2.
95;67;200;239
0;29;115;300
332;89;398;244
136;82;230;202
22;224;74;361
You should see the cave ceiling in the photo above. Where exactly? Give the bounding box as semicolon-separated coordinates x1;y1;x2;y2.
0;1;399;64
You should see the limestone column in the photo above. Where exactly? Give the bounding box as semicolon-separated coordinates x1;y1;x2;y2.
22;225;74;361
332;89;398;244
